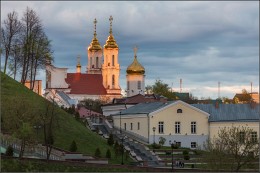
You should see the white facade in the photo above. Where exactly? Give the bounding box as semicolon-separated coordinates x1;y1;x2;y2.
126;74;145;97
46;65;69;89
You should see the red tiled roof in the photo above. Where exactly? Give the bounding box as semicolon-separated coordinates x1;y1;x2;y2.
65;73;107;95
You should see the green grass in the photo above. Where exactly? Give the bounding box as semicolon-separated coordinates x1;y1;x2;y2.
0;72;130;164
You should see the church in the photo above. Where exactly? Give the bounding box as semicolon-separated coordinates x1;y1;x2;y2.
44;16;146;106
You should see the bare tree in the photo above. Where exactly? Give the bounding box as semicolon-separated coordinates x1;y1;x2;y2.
203;126;259;171
1;11;22;74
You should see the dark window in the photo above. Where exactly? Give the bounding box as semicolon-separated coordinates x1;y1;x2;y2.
251;132;257;143
124;123;126;130
137;122;140;130
177;109;182;113
175;122;180;134
158;122;164;134
191;122;196;134
176;142;181;148
112;55;115;66
127;81;130;90
191;142;197;148
96;57;99;68
137;81;141;89
130;123;133;130
112;75;115;86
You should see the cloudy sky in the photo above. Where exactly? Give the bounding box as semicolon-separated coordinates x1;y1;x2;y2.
1;1;259;99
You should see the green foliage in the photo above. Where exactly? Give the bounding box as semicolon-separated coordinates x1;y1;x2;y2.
158;137;166;146
95;148;101;158
106;149;111;159
107;134;114;146
151;143;161;149
82;99;104;113
146;79;177;100
183;150;189;155
69;140;77;152
114;141;120;158
75;112;80;121
5;145;14;156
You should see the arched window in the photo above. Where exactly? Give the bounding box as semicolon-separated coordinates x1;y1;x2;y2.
137;81;141;89
177;109;182;113
112;75;115;86
96;57;99;68
90;57;92;68
112;55;115;66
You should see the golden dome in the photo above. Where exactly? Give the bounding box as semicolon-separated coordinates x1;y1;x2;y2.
88;18;102;52
126;56;145;75
104;16;118;49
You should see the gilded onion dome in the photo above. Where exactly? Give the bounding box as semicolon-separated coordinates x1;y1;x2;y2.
104;16;118;49
126;47;145;75
88;18;102;51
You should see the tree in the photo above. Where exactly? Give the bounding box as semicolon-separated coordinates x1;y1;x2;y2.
159;136;166;146
233;89;252;104
1;11;22;74
95;148;101;158
147;80;177;100
114;141;120;158
106;149;111;159
69;140;77;152
5;145;14;156
203;126;259;171
107;134;114;146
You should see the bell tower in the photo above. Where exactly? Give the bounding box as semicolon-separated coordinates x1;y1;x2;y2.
102;16;121;95
126;46;145;97
87;18;102;74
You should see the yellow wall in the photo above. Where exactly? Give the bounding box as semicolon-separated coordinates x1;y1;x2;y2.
149;102;209;137
209;121;259;139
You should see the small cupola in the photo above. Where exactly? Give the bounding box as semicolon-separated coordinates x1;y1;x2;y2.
126;46;145;75
88;18;102;52
76;55;81;73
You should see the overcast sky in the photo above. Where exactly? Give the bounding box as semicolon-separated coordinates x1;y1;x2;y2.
1;1;259;99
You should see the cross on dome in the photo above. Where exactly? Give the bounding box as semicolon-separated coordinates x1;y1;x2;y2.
109;15;113;35
133;46;138;57
93;18;97;37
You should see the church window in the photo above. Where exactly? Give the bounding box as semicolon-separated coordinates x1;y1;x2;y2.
127;81;130;90
137;81;141;89
96;57;99;68
124;123;126;130
130;123;133;130
90;57;92;67
112;75;115;86
137;122;140;130
112;55;115;66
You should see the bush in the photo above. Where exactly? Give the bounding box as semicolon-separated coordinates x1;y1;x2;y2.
183;150;189;155
95;148;101;158
69;140;77;152
184;155;190;160
107;134;114;146
158;137;166;146
106;149;111;158
5;145;14;156
151;143;161;149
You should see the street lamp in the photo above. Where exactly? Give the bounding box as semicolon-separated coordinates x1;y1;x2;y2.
120;134;126;165
152;127;156;144
169;140;176;172
119;111;122;134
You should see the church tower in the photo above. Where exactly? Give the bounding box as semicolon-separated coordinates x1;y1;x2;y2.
87;18;102;74
126;46;145;97
76;55;81;73
102;16;121;95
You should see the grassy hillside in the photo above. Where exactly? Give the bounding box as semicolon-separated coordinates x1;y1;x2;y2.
1;72;123;164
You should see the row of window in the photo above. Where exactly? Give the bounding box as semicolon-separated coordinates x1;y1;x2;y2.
159;121;197;134
123;122;140;131
90;55;116;68
127;81;141;90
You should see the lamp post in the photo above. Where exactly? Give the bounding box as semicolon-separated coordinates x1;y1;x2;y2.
152;127;156;144
169;140;176;172
120;111;122;134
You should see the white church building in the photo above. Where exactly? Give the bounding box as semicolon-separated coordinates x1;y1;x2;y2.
44;16;146;106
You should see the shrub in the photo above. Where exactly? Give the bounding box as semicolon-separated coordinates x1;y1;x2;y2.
106;149;111;158
69;140;77;152
184;155;190;160
183;150;189;155
151;143;161;149
158;137;166;146
95;148;101;158
5;145;14;156
107;134;114;146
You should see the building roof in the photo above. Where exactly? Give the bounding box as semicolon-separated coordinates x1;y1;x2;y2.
111;94;167;104
65;73;107;95
192;103;259;122
115;101;176;115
